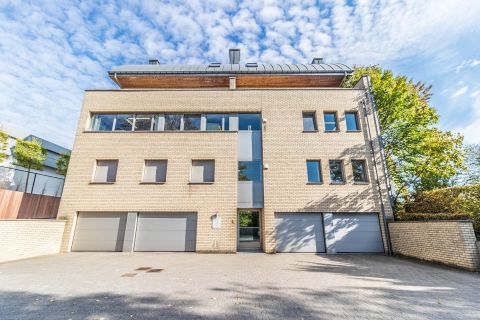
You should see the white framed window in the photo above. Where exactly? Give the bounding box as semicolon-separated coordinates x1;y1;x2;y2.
92;160;118;183
142;160;167;183
191;160;215;183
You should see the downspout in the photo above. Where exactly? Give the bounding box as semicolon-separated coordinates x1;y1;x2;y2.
112;72;121;88
360;80;393;256
365;76;394;206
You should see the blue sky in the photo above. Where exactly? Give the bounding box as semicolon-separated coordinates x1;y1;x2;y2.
0;0;479;148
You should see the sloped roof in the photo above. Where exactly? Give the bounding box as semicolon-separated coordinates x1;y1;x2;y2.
109;63;352;75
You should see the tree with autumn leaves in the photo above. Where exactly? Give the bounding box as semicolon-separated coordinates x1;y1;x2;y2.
343;66;464;210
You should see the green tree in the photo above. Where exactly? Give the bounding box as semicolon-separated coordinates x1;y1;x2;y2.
452;144;480;186
56;152;71;176
13;138;47;193
0;130;8;162
343;66;464;210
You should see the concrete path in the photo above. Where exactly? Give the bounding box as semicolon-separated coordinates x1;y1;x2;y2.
0;253;479;319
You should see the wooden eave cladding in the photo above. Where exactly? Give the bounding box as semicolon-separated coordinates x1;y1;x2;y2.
112;75;344;89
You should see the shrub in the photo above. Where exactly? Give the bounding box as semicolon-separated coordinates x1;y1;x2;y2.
402;184;480;233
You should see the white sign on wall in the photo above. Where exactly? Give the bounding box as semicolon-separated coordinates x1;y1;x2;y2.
212;214;221;229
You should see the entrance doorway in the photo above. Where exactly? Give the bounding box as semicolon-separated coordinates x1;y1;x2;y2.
238;210;261;251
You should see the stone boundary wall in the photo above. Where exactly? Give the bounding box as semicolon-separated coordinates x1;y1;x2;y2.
388;221;480;271
0;220;65;263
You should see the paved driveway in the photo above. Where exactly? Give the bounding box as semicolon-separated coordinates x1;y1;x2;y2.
0;253;479;319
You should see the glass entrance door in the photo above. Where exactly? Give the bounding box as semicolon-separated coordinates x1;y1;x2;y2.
238;210;261;250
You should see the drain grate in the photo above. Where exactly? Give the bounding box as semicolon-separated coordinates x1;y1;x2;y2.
121;273;137;277
146;269;164;273
135;267;152;271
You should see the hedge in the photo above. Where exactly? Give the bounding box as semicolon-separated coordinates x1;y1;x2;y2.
401;184;480;233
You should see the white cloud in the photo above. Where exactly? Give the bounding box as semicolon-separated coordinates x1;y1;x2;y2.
452;86;468;98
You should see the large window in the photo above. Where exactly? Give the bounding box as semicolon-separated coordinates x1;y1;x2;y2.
306;160;322;183
164;114;182;131
206;114;229;131
352;160;368;182
302;112;317;131
329;160;344;183
191;160;215;183
183;114;201;131
93;160;118;183
238;161;262;182
345;112;360;131
134;114;154;131
142;160;167;183
324;112;339;131
239;114;261;131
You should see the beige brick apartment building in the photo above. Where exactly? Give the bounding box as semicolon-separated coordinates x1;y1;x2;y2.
58;49;393;254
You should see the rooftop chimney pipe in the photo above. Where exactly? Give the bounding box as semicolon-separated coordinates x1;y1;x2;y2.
229;49;240;64
311;58;324;64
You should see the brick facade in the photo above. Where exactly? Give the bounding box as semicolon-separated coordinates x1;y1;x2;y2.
0;220;65;263
58;86;393;253
389;221;480;271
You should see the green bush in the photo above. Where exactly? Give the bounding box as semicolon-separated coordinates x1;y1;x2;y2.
402;184;480;233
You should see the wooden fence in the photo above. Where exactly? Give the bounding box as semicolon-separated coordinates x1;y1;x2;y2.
0;189;60;219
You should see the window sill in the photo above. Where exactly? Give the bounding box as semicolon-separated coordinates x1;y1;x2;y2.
324;130;340;133
306;182;323;185
89;182;115;185
346;130;362;133
353;181;369;185
140;182;166;185
329;182;346;185
302;130;318;133
189;182;214;185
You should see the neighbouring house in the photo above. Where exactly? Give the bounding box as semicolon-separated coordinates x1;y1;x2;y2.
58;49;393;254
0;122;70;197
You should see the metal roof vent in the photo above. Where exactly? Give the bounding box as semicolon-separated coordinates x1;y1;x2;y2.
229;48;240;64
311;58;324;64
149;59;159;65
208;62;221;67
245;62;258;68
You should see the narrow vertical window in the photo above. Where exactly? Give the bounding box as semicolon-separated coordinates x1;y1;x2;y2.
329;160;344;183
306;160;322;183
93;160;118;183
142;160;167;183
302;112;317;131
324;112;338;131
352;160;368;183
345;112;360;131
191;160;215;183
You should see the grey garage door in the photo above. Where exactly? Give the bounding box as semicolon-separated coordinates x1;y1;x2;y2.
134;213;197;252
72;212;127;252
275;213;325;253
324;213;384;253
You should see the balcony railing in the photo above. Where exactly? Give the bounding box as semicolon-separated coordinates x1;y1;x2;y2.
0;165;65;197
